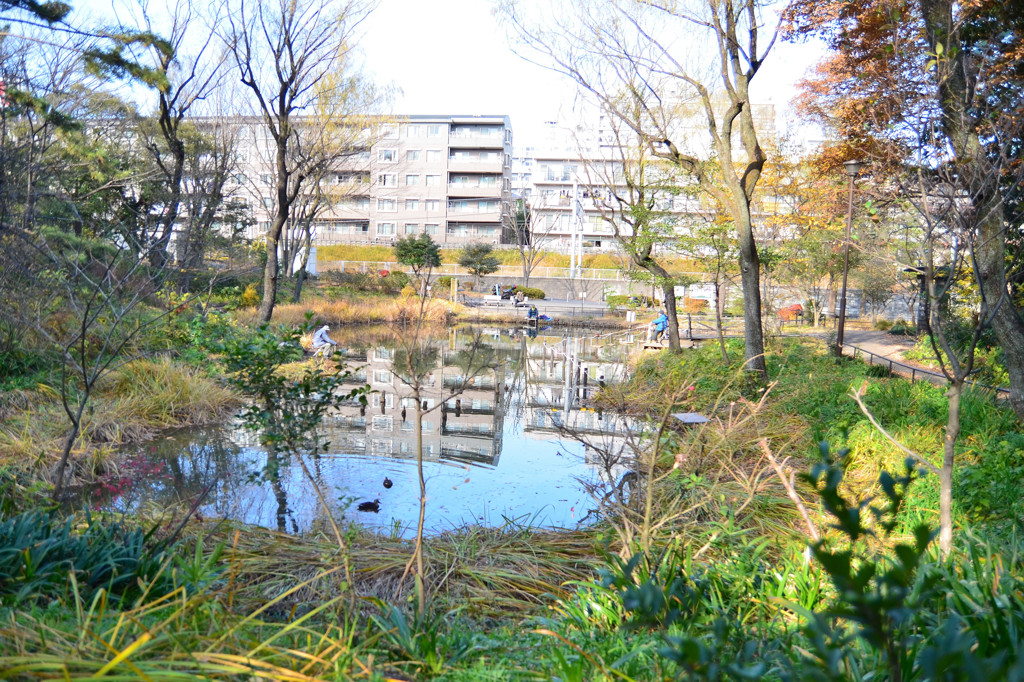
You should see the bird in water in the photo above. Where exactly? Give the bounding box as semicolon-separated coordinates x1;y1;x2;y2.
383;476;393;489
357;499;380;513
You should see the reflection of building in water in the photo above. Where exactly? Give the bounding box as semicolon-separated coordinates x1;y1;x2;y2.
324;339;507;467
316;330;637;479
519;335;638;485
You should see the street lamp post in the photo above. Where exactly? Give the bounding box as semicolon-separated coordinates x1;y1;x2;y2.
835;159;863;357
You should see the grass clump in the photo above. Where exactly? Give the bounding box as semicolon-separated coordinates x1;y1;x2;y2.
0;358;238;481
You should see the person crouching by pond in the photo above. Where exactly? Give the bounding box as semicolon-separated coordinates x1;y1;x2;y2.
311;324;338;359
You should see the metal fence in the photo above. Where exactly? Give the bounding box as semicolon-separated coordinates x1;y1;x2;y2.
846;343;1010;396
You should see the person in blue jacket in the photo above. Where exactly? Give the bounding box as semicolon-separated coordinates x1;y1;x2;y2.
652;311;669;341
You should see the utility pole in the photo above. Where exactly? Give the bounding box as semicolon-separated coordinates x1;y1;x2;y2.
836;159;864;357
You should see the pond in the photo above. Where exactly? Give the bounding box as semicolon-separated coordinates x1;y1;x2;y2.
104;325;643;537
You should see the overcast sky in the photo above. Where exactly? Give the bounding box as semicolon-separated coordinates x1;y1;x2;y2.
360;0;826;150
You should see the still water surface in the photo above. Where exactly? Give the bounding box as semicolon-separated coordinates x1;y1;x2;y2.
109;325;636;537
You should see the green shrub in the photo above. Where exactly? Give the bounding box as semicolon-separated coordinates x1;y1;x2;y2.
516;286;545;300
866;363;894;378
0;510;175;605
434;275;454;289
606;294;653;309
381;270;411;292
318;270;409;295
889;320;917;335
874;319;893;331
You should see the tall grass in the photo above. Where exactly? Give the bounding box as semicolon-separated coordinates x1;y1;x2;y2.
239;297;458;328
0;358;238;480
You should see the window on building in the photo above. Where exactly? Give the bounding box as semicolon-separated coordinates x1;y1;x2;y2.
424;223;438;235
372;416;393;431
405;199;419;211
425;199;439;211
371;439;393;454
407;149;420;162
377;173;397;186
426;150;441;163
427;125;442;137
406;124;424;137
425;174;440;186
260;174;272;184
405;174;420;186
373;368;392;384
377;198;397;212
263;198;273;209
404;223;419;234
378;149;396;162
382;124;399;139
377;222;396;236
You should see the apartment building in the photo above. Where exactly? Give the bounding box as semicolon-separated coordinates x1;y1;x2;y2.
229;114;514;247
518;102;779;254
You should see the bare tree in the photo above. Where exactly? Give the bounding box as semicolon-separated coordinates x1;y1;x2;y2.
113;0;229;269
174;118;241;282
223;0;380;322
581;97;685;351
502;197;550;286
500;0;779;378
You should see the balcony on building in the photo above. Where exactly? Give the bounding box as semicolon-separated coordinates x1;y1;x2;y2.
315;219;370;242
448;124;506;149
445;223;503;243
447;183;503;199
447;150;504;174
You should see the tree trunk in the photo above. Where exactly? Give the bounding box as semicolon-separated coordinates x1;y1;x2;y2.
259;227;282;322
647;258;680;352
661;281;681;352
292;224;314;303
52;420;80;503
975;198;1024;421
736;210;767;378
413;393;427;614
152;140;186;269
714;281;728;362
258;133;291;323
918;0;1024;421
939;381;961;557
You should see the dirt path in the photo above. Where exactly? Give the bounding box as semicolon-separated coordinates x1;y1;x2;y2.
842;329;950;387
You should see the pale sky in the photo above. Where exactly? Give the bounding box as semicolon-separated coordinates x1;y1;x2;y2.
359;0;827;151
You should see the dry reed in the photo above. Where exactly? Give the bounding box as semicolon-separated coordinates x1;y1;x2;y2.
0;358;239;480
